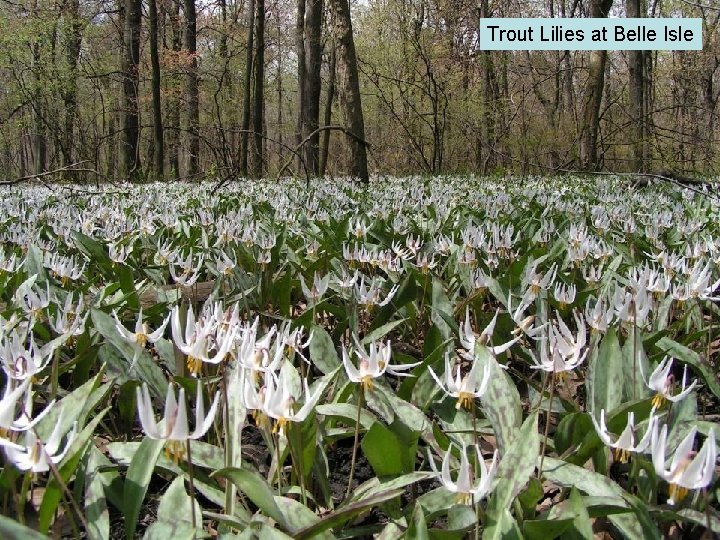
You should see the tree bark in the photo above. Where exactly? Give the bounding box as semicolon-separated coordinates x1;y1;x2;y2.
328;0;368;182
61;0;82;168
579;0;613;170
295;0;306;174
149;0;164;179
626;0;645;172
167;0;182;179
122;0;142;179
251;0;265;178
301;0;323;176
184;0;200;177
319;41;336;176
239;0;255;176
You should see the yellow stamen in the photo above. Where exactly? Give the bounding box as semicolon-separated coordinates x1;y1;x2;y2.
456;492;473;506
651;393;666;409
164;440;186;464
613;448;630;464
668;483;689;504
361;375;375;392
273;417;289;435
456;392;474;410
187;356;203;376
136;333;148;348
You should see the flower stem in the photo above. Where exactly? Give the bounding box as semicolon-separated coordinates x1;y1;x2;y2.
539;371;556;477
186;439;197;535
345;387;364;501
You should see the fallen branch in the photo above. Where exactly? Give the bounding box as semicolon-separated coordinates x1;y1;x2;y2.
0;161;101;187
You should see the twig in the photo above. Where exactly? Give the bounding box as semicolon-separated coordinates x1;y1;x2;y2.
0;161;101;186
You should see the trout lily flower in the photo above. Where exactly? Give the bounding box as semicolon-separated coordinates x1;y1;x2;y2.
171;304;236;375
429;442;499;505
301;272;330;303
136;382;220;462
113;307;170;367
0;411;76;472
429;352;491;410
641;357;697;409
592;408;657;463
652;423;717;505
0;379;54;433
459;308;520;358
263;367;324;435
342;338;419;392
530;312;587;375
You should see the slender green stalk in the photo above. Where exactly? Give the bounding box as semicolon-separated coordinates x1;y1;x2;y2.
17;471;32;525
539;371;556;477
275;431;284;494
186;439;198;535
471;401;480;540
40;437;89;534
345;388;363;501
289;422;308;506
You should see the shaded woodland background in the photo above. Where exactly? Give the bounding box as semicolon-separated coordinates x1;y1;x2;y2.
0;0;718;183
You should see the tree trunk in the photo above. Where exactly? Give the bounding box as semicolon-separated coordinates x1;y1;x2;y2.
61;0;82;168
328;0;368;182
301;0;323;176
122;0;141;179
149;0;164;179
319;41;336;176
579;0;613;170
295;0;306;173
251;0;264;178
167;0;182;179
239;0;255;176
626;0;645;172
184;0;200;178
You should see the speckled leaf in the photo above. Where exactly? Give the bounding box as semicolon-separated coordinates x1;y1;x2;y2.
586;327;624;415
476;347;522;453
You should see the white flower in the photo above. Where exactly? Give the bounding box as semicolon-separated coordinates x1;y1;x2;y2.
591;408;657;463
1;411;76;472
530;312;587;374
641;357;697;409
0;379;54;432
342;338;419;391
171;304;236;376
429;442;499;505
1;331;55;381
136;382;219;462
113;307;169;367
459;308;519;357
429;352;491;410
652;423;716;505
301;272;330;303
263;367;324;435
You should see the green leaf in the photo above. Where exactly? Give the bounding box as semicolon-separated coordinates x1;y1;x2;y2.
0;514;50;540
39;408;110;534
621;327;650;402
362;318;406;345
489;411;539;511
274;497;334;540
586;327;623;415
213;468;289;530
84;447;111;540
406;503;430;540
476;348;522;453
91;308;168;398
653;337;720;399
541;457;661;540
144;476;202;540
316;403;376;430
482;508;523;540
124;437;165;539
362;421;408;477
546;487;593;539
310;325;341;375
293;489;404;540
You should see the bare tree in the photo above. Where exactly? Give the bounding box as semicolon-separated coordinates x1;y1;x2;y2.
328;0;368;182
122;0;142;178
149;0;164;178
184;0;200;177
